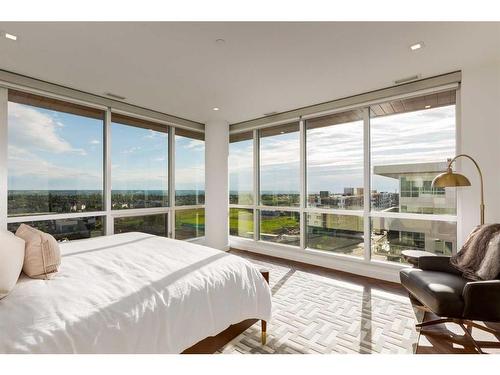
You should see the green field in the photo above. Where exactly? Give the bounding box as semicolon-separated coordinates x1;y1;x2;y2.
230;208;300;238
175;208;205;239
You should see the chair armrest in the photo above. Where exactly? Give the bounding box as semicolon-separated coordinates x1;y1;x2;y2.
417;256;462;275
463;280;500;322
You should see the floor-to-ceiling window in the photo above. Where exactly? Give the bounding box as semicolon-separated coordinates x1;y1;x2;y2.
229;131;253;205
258;122;301;246
229;131;254;239
229;87;458;266
174;128;205;239
305;110;365;256
369;90;457;262
111;114;169;210
259;122;300;207
6;90;105;240
175;129;205;206
3;87;205;241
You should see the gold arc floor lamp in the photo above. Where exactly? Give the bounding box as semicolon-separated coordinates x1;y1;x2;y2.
431;154;485;225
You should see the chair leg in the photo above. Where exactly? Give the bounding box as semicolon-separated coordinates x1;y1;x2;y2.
416;317;490;354
458;322;484;354
416;318;453;328
463;320;500;337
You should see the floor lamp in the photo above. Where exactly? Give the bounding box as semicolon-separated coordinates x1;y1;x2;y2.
431;154;485;225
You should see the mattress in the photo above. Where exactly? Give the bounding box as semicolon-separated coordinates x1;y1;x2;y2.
0;232;272;353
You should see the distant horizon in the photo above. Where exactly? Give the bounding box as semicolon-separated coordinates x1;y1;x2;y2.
8;189;399;194
8;189;204;194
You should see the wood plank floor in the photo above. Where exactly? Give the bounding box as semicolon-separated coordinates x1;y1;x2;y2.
230;248;500;354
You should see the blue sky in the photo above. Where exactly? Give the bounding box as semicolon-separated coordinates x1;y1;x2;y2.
229;105;456;194
8;101;455;194
8;102;204;191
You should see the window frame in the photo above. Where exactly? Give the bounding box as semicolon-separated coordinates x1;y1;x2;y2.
0;87;205;241
229;85;460;265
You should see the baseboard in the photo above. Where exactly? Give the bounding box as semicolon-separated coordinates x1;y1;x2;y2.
230;237;405;283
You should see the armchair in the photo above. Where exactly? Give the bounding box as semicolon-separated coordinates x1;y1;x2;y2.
400;256;500;354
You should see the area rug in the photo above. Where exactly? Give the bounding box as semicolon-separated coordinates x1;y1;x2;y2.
219;255;421;354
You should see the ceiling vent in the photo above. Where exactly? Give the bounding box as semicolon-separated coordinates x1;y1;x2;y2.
263;111;278;116
394;75;421;85
105;92;126;100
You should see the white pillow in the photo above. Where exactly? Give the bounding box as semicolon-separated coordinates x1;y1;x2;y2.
0;230;25;300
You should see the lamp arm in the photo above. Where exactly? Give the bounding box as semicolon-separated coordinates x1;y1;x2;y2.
448;154;485;225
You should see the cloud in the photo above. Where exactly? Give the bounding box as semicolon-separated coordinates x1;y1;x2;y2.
90;139;100;145
121;146;142;154
8;145;101;189
8;102;87;155
183;139;205;152
229;106;456;193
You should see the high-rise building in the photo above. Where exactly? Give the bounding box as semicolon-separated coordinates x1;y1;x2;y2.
343;187;354;196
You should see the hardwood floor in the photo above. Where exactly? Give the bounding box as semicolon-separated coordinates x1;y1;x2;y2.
230;248;500;354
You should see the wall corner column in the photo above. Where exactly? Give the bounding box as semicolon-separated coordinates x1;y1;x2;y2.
205;120;229;250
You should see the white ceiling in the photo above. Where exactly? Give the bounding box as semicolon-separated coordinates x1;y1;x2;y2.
0;22;499;125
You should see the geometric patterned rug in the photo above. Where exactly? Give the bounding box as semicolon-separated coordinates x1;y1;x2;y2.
219;255;422;354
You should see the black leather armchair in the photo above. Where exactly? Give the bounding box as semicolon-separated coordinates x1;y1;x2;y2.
400;256;500;354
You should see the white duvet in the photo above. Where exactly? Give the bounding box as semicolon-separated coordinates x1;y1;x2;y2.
0;232;272;353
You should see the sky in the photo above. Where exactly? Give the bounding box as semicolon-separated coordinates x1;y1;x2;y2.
7;102;204;191
8;101;455;194
229;105;456;194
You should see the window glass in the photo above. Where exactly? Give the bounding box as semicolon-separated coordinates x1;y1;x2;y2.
175;208;205;239
7;90;104;216
307;110;364;210
229;132;253;205
114;214;167;236
175;129;205;206
229;208;254;239
260;123;300;207
259;210;300;246
371;217;456;263
306;213;364;257
111;114;168;209
370;91;456;215
8;216;104;241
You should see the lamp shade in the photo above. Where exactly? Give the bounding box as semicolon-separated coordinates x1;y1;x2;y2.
432;170;471;188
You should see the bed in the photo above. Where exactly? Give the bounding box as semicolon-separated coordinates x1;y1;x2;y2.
0;232;272;354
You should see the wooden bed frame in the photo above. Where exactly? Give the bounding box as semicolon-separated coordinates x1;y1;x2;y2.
182;270;269;354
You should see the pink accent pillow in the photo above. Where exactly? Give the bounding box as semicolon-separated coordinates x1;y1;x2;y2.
15;224;61;279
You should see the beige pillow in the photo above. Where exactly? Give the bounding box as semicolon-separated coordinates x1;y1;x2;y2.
15;224;61;279
0;230;26;299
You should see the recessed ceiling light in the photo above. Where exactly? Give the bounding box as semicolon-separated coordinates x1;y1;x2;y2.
215;39;226;44
212;107;220;111
410;42;424;51
425;105;431;109
5;32;17;41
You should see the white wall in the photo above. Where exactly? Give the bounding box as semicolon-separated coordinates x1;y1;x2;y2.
459;60;500;244
204;120;230;250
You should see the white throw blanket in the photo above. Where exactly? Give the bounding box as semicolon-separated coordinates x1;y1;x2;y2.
0;233;272;353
